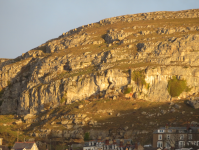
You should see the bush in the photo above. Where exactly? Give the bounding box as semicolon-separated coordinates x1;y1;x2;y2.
132;70;146;87
167;76;190;97
60;93;67;103
124;87;132;94
60;97;66;103
84;132;90;141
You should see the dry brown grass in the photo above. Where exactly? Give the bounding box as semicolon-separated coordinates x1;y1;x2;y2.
2;10;199;146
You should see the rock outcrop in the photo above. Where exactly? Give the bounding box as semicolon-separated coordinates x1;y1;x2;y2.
1;9;199;115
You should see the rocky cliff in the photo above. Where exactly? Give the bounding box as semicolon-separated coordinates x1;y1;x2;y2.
0;9;199;116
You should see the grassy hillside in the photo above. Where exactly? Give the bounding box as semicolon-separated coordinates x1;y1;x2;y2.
1;9;199;149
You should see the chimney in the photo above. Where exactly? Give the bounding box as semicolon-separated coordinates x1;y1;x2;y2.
165;124;168;129
0;138;3;145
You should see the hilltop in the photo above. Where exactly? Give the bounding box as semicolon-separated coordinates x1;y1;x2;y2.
0;9;199;146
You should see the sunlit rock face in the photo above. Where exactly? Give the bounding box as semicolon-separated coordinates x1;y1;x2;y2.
1;9;199;115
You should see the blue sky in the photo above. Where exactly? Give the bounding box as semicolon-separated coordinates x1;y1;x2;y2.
0;0;199;58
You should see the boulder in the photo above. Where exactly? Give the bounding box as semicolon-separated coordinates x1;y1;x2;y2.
24;114;35;120
187;100;199;109
66;124;73;129
78;105;84;109
112;96;117;100
14;119;23;125
161;110;167;115
174;104;181;109
141;111;147;115
191;121;198;125
116;113;120;117
61;120;68;125
124;126;128;130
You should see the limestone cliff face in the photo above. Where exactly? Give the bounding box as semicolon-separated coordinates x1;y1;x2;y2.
1;9;199;115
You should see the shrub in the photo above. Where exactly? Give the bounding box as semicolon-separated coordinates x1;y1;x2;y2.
124;87;132;94
146;83;150;89
167;76;190;97
61;93;67;103
60;97;66;103
132;70;146;87
84;132;90;141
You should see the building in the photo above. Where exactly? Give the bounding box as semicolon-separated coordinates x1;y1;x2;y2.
11;142;38;150
83;138;134;150
0;138;9;150
83;140;104;150
153;126;199;149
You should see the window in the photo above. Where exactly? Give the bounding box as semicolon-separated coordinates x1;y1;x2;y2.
168;129;172;133
194;141;197;145
180;134;184;140
166;142;170;148
167;134;170;140
157;141;163;148
178;130;185;133
158;134;162;140
158;129;164;133
179;141;185;148
189;141;193;145
187;141;193;146
188;134;192;140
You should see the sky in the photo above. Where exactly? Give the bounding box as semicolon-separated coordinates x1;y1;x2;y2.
0;0;199;59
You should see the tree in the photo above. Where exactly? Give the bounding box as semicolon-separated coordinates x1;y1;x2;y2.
84;132;90;141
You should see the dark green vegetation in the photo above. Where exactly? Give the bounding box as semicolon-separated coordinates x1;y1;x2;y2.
84;132;90;141
124;87;132;94
167;76;191;97
132;70;146;87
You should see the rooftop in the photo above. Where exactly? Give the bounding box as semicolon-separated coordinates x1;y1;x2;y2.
12;142;35;150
